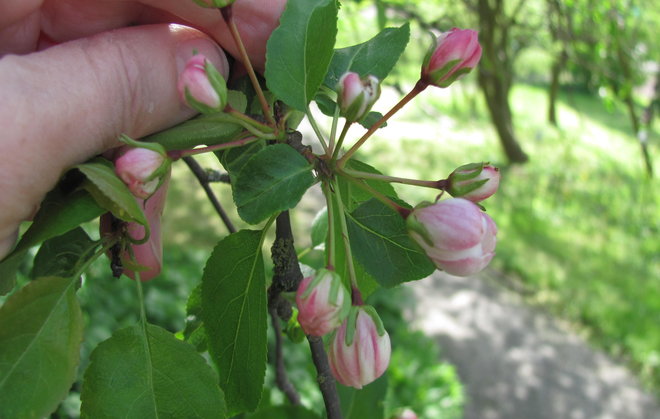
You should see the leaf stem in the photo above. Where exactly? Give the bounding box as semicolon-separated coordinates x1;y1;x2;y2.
338;170;411;218
73;238;117;279
221;7;277;128
306;109;329;152
172;135;262;159
328;104;340;156
331;122;352;161
342;168;447;189
337;80;427;167
331;178;359;290
322;181;336;269
226;108;274;134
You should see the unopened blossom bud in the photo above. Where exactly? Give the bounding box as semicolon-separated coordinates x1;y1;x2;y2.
114;146;170;200
448;162;500;202
328;306;391;389
407;198;497;277
177;54;228;113
192;0;236;7
421;28;482;88
296;269;351;336
337;72;381;122
100;175;170;281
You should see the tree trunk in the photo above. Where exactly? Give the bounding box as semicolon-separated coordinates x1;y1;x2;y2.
548;50;567;126
476;0;528;164
478;68;529;163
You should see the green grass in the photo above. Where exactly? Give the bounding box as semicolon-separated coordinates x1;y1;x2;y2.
351;82;660;391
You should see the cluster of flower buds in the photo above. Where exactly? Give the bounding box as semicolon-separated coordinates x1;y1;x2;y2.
114;145;171;200
336;72;381;123
407;198;497;277
328;305;391;389
447;162;500;202
177;53;228;114
296;269;351;336
421;28;482;88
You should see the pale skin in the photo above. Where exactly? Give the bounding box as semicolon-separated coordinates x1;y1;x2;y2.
0;0;287;259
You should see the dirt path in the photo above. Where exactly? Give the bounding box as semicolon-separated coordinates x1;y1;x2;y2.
408;271;660;419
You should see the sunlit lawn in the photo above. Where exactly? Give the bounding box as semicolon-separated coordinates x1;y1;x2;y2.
345;80;660;391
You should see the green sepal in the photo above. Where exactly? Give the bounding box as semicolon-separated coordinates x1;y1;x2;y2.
427;58;462;86
405;208;434;248
118;134;167;157
284;309;306;344
192;0;236;8
434;66;473;88
341;92;367;123
449;178;489;198
344;306;360;346
205;59;228;109
344;305;386;346
450;162;487;182
184;88;222;115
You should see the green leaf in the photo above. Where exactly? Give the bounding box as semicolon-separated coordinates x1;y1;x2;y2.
0;277;83;418
338;373;388;419
346;198;435;287
311;207;328;248
216;141;266;182
329;193;380;298
201;230;268;415
144;112;242;151
81;323;226;418
233;144;315;224
183;284;207;352
324;24;410;88
248;405;321;419
337;159;398;211
0;188;104;295
76;159;147;225
265;0;338;110
31;227;98;279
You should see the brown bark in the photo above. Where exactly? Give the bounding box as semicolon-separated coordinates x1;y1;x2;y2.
476;0;529;163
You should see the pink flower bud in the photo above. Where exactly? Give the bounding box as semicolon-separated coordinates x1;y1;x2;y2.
100;175;170;281
114;146;169;200
328;306;391;389
408;198;497;277
421;28;482;88
337;72;381;122
447;162;500;202
177;54;228;113
296;269;350;336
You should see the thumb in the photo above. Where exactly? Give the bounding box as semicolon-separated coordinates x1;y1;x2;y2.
0;24;227;258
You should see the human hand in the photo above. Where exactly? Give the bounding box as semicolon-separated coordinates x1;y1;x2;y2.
0;0;286;259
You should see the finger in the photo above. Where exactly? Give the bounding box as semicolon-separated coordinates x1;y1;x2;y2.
136;0;287;70
0;24;228;259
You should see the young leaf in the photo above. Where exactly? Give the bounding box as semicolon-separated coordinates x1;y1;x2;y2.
265;0;338;111
0;188;104;295
201;230;268;415
76;159;147;225
183;284;207;352
324;24;410;88
0;277;83;418
346;198;435;287
311;207;328;248
31;227;98;279
216;141;266;182
233;144;315;225
337;373;388;419
81;323;226;418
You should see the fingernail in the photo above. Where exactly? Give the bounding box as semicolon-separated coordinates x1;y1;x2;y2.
174;29;229;79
